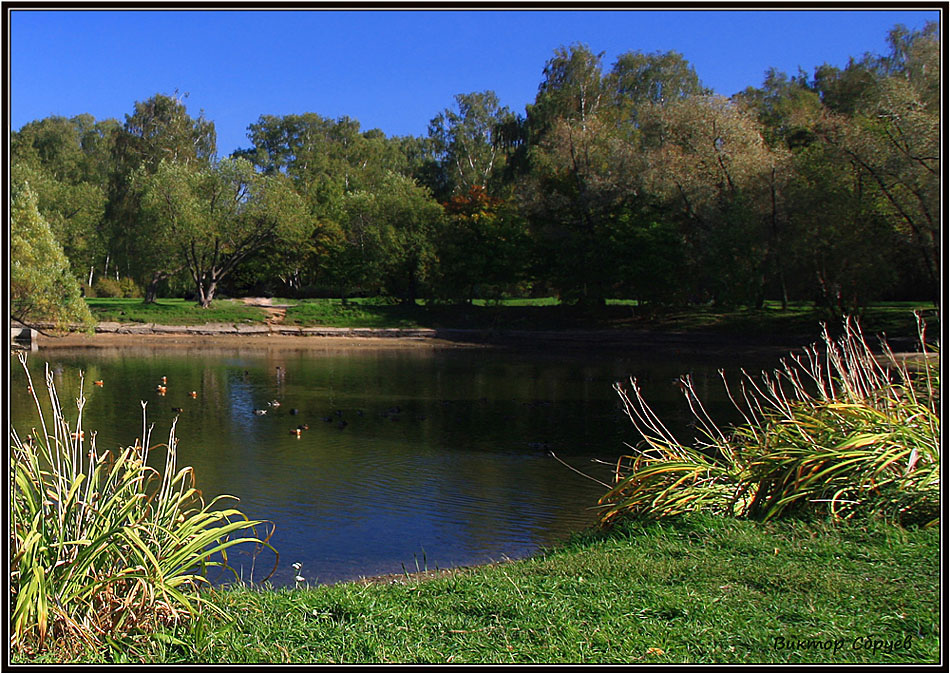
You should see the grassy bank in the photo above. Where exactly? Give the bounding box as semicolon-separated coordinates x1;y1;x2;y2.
84;297;936;341
18;514;940;665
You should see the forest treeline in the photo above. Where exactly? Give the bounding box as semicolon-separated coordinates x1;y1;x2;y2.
11;22;939;325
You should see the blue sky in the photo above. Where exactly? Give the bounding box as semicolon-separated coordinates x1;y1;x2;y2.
10;8;940;157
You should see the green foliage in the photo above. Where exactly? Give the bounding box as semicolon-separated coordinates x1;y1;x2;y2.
427;91;516;199
104;92;217;295
11;182;95;330
91;277;142;299
118;277;143;298
135;157;309;306
11;23;939;309
601;317;939;526
434;186;530;303
332;172;444;303
11;116;114;280
91;276;123;298
10;354;275;657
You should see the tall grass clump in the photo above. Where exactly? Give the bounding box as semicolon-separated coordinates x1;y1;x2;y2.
10;353;276;658
600;316;939;527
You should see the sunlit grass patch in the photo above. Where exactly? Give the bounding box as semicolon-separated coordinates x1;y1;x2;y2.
86;298;268;325
281;298;425;328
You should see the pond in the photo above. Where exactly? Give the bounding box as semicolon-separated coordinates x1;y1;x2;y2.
9;340;786;587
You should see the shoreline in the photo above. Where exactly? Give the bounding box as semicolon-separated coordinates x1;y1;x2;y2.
25;321;832;354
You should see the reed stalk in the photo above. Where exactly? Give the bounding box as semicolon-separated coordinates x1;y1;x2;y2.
600;315;939;527
10;353;277;657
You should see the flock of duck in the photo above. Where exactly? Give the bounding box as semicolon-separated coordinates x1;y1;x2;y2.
87;366;553;442
50;367;560;452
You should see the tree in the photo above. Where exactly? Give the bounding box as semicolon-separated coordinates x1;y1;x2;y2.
782;141;904;314
807;22;939;299
136;157;309;307
427;91;515;198
521;44;651;307
11;181;94;331
736;68;824;150
435;186;529;303
527;43;608;140
608;49;710;129
104;92;216;290
236;113;428;296
11;115;118;284
642;94;785;307
337;173;444;304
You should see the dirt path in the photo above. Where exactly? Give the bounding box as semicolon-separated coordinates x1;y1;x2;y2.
241;297;290;325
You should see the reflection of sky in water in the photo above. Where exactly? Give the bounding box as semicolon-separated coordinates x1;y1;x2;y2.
11;345;785;587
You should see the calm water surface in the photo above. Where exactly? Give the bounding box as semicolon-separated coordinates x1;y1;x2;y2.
10;342;784;586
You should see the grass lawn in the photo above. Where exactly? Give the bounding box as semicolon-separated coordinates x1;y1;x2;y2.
85;297;270;325
84;297;937;341
22;514;939;665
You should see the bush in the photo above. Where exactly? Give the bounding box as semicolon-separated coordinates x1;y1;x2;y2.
600;315;939;527
92;276;123;298
118;277;143;298
10;354;276;657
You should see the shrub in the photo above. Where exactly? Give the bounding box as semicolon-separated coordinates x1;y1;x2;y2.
600;316;939;527
10;354;277;657
119;277;143;298
11;182;95;330
92;276;123;298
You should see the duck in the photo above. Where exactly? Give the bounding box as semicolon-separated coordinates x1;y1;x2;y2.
161;376;167;385
254;409;267;416
94;380;104;387
156;385;167;394
189;391;198;398
290;428;302;437
70;431;84;440
172;407;184;414
297;424;309;431
289;408;299;415
267;400;281;408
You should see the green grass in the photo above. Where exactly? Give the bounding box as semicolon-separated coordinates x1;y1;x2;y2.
82;297;936;341
86;298;269;325
280;298;428;328
18;514;940;664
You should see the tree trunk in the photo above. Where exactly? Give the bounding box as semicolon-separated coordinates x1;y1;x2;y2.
145;280;160;304
197;277;217;308
145;271;167;304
